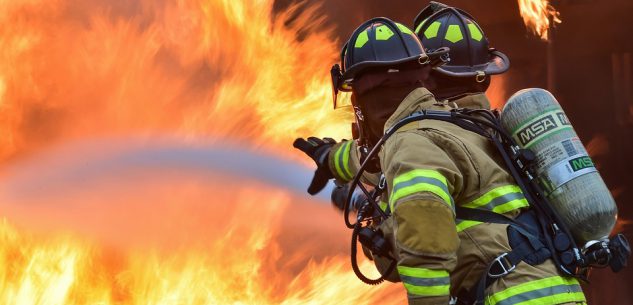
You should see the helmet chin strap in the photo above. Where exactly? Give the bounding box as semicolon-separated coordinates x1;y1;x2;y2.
352;80;423;151
351;105;380;172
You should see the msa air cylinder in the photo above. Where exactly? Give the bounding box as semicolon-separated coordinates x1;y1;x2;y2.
501;88;617;244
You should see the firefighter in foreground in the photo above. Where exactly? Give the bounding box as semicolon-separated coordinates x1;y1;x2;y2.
294;13;588;305
299;2;511;197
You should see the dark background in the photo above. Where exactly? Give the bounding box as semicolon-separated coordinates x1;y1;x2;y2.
275;0;633;303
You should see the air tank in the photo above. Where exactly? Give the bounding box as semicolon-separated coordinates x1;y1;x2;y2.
501;88;617;245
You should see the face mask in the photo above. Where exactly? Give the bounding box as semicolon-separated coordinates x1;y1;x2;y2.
351;67;430;146
357;85;417;142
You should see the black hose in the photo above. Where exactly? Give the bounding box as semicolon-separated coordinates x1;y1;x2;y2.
344;135;389;229
350;223;396;285
357;182;389;220
345;110;487;229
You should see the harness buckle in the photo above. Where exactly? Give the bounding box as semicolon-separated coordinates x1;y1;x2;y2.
378;175;387;190
425;109;452;118
488;253;516;278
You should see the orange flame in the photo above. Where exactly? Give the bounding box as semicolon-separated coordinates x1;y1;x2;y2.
0;0;402;303
0;0;352;163
613;218;632;236
517;0;561;40
0;174;404;304
586;135;610;159
486;74;508;109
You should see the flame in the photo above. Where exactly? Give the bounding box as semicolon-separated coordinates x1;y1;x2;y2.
0;176;404;304
586;135;610;158
1;0;575;302
0;0;407;303
0;0;352;163
517;0;561;40
486;74;508;109
0;221;397;304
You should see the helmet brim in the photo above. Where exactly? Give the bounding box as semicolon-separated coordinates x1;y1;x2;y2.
434;49;510;77
340;47;450;89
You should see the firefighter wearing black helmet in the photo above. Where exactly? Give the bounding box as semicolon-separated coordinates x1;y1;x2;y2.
296;3;512;193
294;17;448;193
413;2;509;102
294;11;586;305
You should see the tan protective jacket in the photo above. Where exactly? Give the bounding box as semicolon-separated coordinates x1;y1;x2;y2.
328;88;586;305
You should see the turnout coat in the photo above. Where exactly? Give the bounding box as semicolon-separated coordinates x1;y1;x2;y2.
328;88;586;305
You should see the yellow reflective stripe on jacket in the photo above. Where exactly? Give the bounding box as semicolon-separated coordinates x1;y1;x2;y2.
456;220;481;232
456;185;529;232
486;276;585;305
390;169;452;210
397;266;450;297
378;200;389;213
462;185;529;214
333;141;353;181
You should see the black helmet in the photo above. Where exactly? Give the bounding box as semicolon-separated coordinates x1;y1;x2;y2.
330;17;448;108
412;3;509;80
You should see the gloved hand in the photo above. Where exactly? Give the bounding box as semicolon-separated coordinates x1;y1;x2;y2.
293;137;336;195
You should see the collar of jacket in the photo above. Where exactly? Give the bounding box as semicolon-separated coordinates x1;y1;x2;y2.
383;89;492;132
450;93;491;109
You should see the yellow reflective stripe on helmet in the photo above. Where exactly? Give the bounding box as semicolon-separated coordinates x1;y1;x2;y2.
415;18;429;34
333;142;353;181
445;24;464;43
396;23;413;35
462;185;529;213
424;21;441;39
390;169;452;210
375;25;394;40
486;276;585;305
397;266;450;297
355;30;369;48
468;23;483;41
456;220;481;232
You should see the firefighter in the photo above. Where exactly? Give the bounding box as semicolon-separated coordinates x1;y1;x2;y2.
294;13;586;305
297;1;511;196
412;2;508;102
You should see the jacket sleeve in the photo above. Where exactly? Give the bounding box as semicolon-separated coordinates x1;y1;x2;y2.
328;140;381;185
381;131;463;305
328;140;358;182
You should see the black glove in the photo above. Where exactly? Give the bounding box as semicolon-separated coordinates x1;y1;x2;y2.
293;137;336;195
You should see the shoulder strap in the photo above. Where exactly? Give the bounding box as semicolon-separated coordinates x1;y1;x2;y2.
393;121;420;133
455;206;517;226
